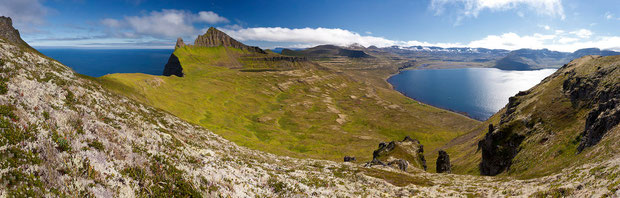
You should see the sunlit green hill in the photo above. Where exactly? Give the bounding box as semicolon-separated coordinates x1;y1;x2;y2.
100;28;478;163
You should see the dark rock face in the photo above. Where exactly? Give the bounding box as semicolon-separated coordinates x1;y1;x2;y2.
436;150;451;173
479;122;525;176
562;64;620;153
577;99;620;152
0;16;28;47
344;156;356;162
163;54;183;77
194;27;265;54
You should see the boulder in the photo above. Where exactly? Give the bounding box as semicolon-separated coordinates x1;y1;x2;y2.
436;150;451;173
344;156;356;162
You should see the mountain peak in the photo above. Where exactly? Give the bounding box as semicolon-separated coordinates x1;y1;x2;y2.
0;16;29;47
193;27;265;53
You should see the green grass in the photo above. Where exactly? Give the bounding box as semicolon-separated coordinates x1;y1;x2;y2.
99;46;478;163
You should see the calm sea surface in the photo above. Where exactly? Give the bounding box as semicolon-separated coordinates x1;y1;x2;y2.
387;68;556;121
37;49;173;77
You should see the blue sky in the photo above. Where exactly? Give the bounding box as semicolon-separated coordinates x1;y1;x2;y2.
1;0;619;52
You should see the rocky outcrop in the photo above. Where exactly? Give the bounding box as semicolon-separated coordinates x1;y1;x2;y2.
562;62;620;152
194;27;265;54
175;37;186;49
367;136;427;171
0;16;28;47
479;122;525;176
578;99;620;152
163;53;183;77
436;150;451;173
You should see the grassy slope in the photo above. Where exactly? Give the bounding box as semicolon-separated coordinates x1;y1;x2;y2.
444;55;620;178
99;46;478;164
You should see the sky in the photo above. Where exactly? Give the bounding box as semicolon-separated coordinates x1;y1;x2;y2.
1;0;620;52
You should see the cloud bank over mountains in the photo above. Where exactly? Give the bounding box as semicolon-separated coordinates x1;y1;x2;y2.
220;26;620;52
1;0;619;52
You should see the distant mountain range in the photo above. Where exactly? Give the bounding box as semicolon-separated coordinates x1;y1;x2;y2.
278;44;620;70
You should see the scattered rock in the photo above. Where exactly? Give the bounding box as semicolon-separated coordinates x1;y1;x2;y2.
344;156;356;162
436;150;451;173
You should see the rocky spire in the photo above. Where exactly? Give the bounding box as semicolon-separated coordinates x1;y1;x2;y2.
193;27;265;54
175;37;186;49
436;150;451;173
0;16;29;47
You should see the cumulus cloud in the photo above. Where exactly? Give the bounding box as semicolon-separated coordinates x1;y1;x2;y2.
0;0;50;28
197;11;229;24
431;0;565;23
570;29;593;38
464;29;620;52
220;27;399;47
101;9;229;38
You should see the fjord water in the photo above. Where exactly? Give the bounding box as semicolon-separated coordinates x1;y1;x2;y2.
388;68;556;120
38;49;173;77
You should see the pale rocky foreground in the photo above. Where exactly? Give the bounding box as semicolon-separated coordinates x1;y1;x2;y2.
0;40;619;197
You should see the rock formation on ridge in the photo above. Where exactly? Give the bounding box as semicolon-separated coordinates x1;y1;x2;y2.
194;27;265;54
0;17;29;47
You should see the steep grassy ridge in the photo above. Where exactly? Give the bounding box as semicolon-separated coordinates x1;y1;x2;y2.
443;55;620;179
101;45;478;163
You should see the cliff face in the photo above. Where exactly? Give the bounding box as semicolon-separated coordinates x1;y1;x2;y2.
0;17;29;47
162;53;183;77
194;27;265;54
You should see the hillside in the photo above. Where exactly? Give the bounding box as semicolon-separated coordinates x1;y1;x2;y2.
101;28;479;166
443;55;620;180
2;16;620;197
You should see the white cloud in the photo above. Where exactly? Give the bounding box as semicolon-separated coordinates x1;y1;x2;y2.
606;12;614;20
544;25;550;30
220;27;400;47
605;12;619;20
570;29;593;38
101;9;229;38
220;26;620;53
431;0;565;23
0;0;50;28
197;11;229;24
